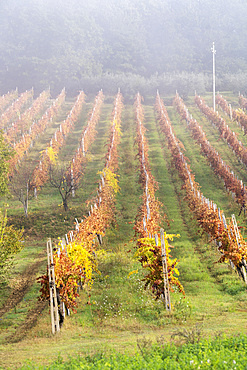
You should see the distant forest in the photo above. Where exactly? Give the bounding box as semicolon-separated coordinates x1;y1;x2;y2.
1;0;247;96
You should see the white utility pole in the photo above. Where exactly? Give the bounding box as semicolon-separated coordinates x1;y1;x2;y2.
211;42;216;111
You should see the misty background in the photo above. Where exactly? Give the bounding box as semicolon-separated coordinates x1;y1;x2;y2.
1;0;247;96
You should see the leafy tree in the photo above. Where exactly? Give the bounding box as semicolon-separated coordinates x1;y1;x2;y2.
0;132;13;196
0;208;23;284
1;0;247;92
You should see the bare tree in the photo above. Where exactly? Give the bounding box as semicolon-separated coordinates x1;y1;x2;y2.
48;163;82;211
8;164;34;218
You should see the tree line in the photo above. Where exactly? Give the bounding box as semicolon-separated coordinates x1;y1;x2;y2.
0;0;247;95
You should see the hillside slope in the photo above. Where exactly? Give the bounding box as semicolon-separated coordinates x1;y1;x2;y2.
0;93;247;369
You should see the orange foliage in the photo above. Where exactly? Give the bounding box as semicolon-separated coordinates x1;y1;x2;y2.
134;93;184;299
8;88;66;176
195;94;247;167
174;93;247;211
157;93;247;271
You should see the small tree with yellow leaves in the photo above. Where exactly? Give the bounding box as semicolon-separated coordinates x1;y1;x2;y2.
0;208;23;284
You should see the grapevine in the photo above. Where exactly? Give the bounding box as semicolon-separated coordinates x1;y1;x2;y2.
239;94;247;110
65;90;104;194
38;91;123;312
134;93;184;300
0;89;34;130
195;94;247;168
5;89;50;144
0;89;18;115
216;93;247;134
8;88;66;176
31;90;85;191
74;90;123;249
157;92;247;280
174;93;247;214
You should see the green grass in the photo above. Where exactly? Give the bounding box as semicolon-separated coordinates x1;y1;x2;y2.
15;334;247;369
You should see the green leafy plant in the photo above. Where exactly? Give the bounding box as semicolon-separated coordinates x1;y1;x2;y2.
0;208;23;284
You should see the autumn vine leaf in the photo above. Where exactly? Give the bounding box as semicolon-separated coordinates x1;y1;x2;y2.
98;167;120;194
134;93;184;300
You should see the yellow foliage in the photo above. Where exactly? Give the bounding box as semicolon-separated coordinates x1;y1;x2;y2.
40;146;58;164
113;119;122;135
65;241;98;288
134;234;184;296
127;269;138;279
166;233;180;241
135;233;180;269
98;167;120;194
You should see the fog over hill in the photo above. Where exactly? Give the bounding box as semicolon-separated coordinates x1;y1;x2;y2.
1;0;247;94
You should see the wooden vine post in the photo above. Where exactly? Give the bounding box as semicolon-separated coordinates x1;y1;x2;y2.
160;229;171;312
47;238;60;334
231;214;247;283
